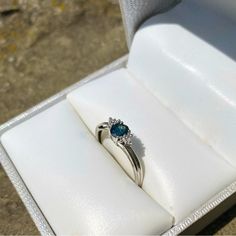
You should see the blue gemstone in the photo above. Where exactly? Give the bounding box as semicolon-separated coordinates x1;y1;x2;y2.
110;123;129;137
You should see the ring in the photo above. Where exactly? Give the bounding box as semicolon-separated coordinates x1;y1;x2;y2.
96;117;143;187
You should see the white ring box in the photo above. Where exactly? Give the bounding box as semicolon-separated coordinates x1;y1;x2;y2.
1;0;236;235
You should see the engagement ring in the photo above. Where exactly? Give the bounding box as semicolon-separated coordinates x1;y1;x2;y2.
96;118;143;187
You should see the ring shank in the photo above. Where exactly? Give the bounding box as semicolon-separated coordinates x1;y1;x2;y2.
95;122;143;187
118;144;143;186
96;122;109;143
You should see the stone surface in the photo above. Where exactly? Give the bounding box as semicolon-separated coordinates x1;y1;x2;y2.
0;0;127;234
111;123;129;137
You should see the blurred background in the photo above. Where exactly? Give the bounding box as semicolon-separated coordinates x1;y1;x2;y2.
0;0;235;234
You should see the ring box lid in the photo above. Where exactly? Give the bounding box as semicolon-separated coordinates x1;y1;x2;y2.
120;0;236;47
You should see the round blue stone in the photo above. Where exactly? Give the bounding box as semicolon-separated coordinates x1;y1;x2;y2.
110;123;129;137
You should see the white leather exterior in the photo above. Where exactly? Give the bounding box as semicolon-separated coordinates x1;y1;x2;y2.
119;0;178;47
128;1;236;167
1;101;173;235
67;69;236;223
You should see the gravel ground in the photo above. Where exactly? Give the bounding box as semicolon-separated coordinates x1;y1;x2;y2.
0;0;235;234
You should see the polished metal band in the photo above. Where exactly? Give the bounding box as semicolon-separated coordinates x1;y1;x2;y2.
95;118;143;187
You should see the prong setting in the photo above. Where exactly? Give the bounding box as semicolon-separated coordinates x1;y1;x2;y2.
108;117;132;146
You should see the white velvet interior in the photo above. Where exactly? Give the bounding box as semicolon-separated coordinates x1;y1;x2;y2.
67;69;236;223
0;100;173;235
191;0;236;24
127;0;236;167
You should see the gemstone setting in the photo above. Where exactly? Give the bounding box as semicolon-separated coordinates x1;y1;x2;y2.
111;123;129;137
108;117;132;145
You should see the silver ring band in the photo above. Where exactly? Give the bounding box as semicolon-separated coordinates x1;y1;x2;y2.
95;118;143;187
